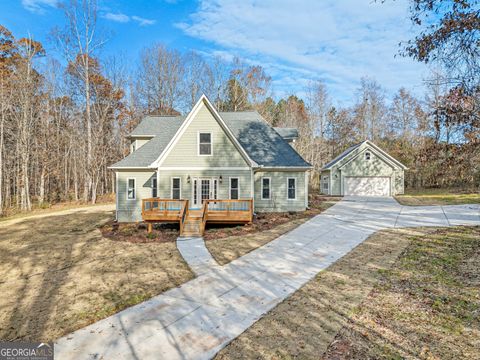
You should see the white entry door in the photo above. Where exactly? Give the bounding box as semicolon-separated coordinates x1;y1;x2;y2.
192;178;218;207
344;176;390;196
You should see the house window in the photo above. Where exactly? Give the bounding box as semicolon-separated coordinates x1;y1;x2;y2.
287;178;296;200
152;178;157;198
261;177;271;200
230;178;239;199
365;151;371;161
198;132;212;155
127;178;135;200
171;177;181;199
323;176;329;191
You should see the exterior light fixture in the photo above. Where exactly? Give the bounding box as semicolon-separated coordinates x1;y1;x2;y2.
187;175;191;184
219;175;223;183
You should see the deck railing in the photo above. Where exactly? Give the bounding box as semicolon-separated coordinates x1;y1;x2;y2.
206;199;252;212
141;198;253;233
179;200;189;235
142;199;188;232
197;200;207;234
204;199;253;223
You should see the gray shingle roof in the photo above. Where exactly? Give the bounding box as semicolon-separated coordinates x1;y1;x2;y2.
220;112;310;168
127;115;186;137
110;116;184;168
273;127;298;140
110;111;311;169
322;141;364;170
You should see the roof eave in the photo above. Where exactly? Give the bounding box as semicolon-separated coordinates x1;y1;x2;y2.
108;166;155;170
125;134;156;139
254;165;313;171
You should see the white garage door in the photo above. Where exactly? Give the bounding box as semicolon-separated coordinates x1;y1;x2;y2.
344;177;390;196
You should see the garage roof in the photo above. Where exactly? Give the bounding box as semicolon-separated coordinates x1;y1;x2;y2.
321;140;407;170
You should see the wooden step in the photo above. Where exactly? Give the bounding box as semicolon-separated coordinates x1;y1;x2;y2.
181;232;202;237
181;218;203;237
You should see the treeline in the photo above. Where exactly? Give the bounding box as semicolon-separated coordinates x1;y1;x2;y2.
0;0;478;215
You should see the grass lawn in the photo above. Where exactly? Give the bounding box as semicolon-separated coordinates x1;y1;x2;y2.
396;188;480;206
0;205;194;342
216;226;480;359
0;194;115;222
205;195;341;265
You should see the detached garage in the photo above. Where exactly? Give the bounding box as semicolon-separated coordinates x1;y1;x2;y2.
320;140;407;197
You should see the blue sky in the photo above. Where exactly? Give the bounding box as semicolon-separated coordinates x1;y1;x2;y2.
2;0;429;104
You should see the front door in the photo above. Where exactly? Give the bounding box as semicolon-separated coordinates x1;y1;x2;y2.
201;179;210;203
192;177;218;208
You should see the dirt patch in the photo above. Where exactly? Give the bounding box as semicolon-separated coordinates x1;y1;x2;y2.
205;195;341;265
100;221;179;244
0;206;194;342
323;226;480;359
216;226;479;359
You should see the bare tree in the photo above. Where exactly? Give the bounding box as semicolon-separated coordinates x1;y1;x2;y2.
353;77;386;142
137;44;184;114
14;36;45;210
52;0;107;202
183;51;213;110
0;26;16;214
208;56;229;110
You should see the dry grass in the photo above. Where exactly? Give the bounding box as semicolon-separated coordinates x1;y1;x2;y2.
100;221;180;244
396;189;480;206
324;226;480;359
0;205;194;342
205;195;341;265
216;226;480;359
0;194;115;222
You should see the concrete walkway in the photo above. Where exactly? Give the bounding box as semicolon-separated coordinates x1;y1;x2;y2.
176;237;220;275
55;197;479;360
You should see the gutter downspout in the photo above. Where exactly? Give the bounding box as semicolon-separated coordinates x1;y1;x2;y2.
250;167;255;212
115;171;118;221
329;169;333;196
305;170;309;208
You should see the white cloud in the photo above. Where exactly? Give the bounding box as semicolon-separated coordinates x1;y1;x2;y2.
177;0;428;102
132;16;156;26
103;12;130;23
102;12;156;26
22;0;58;13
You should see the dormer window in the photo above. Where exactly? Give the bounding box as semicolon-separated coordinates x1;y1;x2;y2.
198;132;212;155
365;151;371;161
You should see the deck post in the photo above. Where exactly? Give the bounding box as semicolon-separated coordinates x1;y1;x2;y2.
147;222;152;234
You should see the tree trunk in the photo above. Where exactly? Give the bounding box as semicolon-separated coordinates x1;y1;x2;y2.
39;167;45;205
0;84;4;216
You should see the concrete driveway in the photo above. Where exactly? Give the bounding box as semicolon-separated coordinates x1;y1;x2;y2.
55;197;479;360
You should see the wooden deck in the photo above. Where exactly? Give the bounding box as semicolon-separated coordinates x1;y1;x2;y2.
142;198;253;236
204;199;253;224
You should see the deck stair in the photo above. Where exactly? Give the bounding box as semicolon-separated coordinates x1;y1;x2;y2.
181;217;202;237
